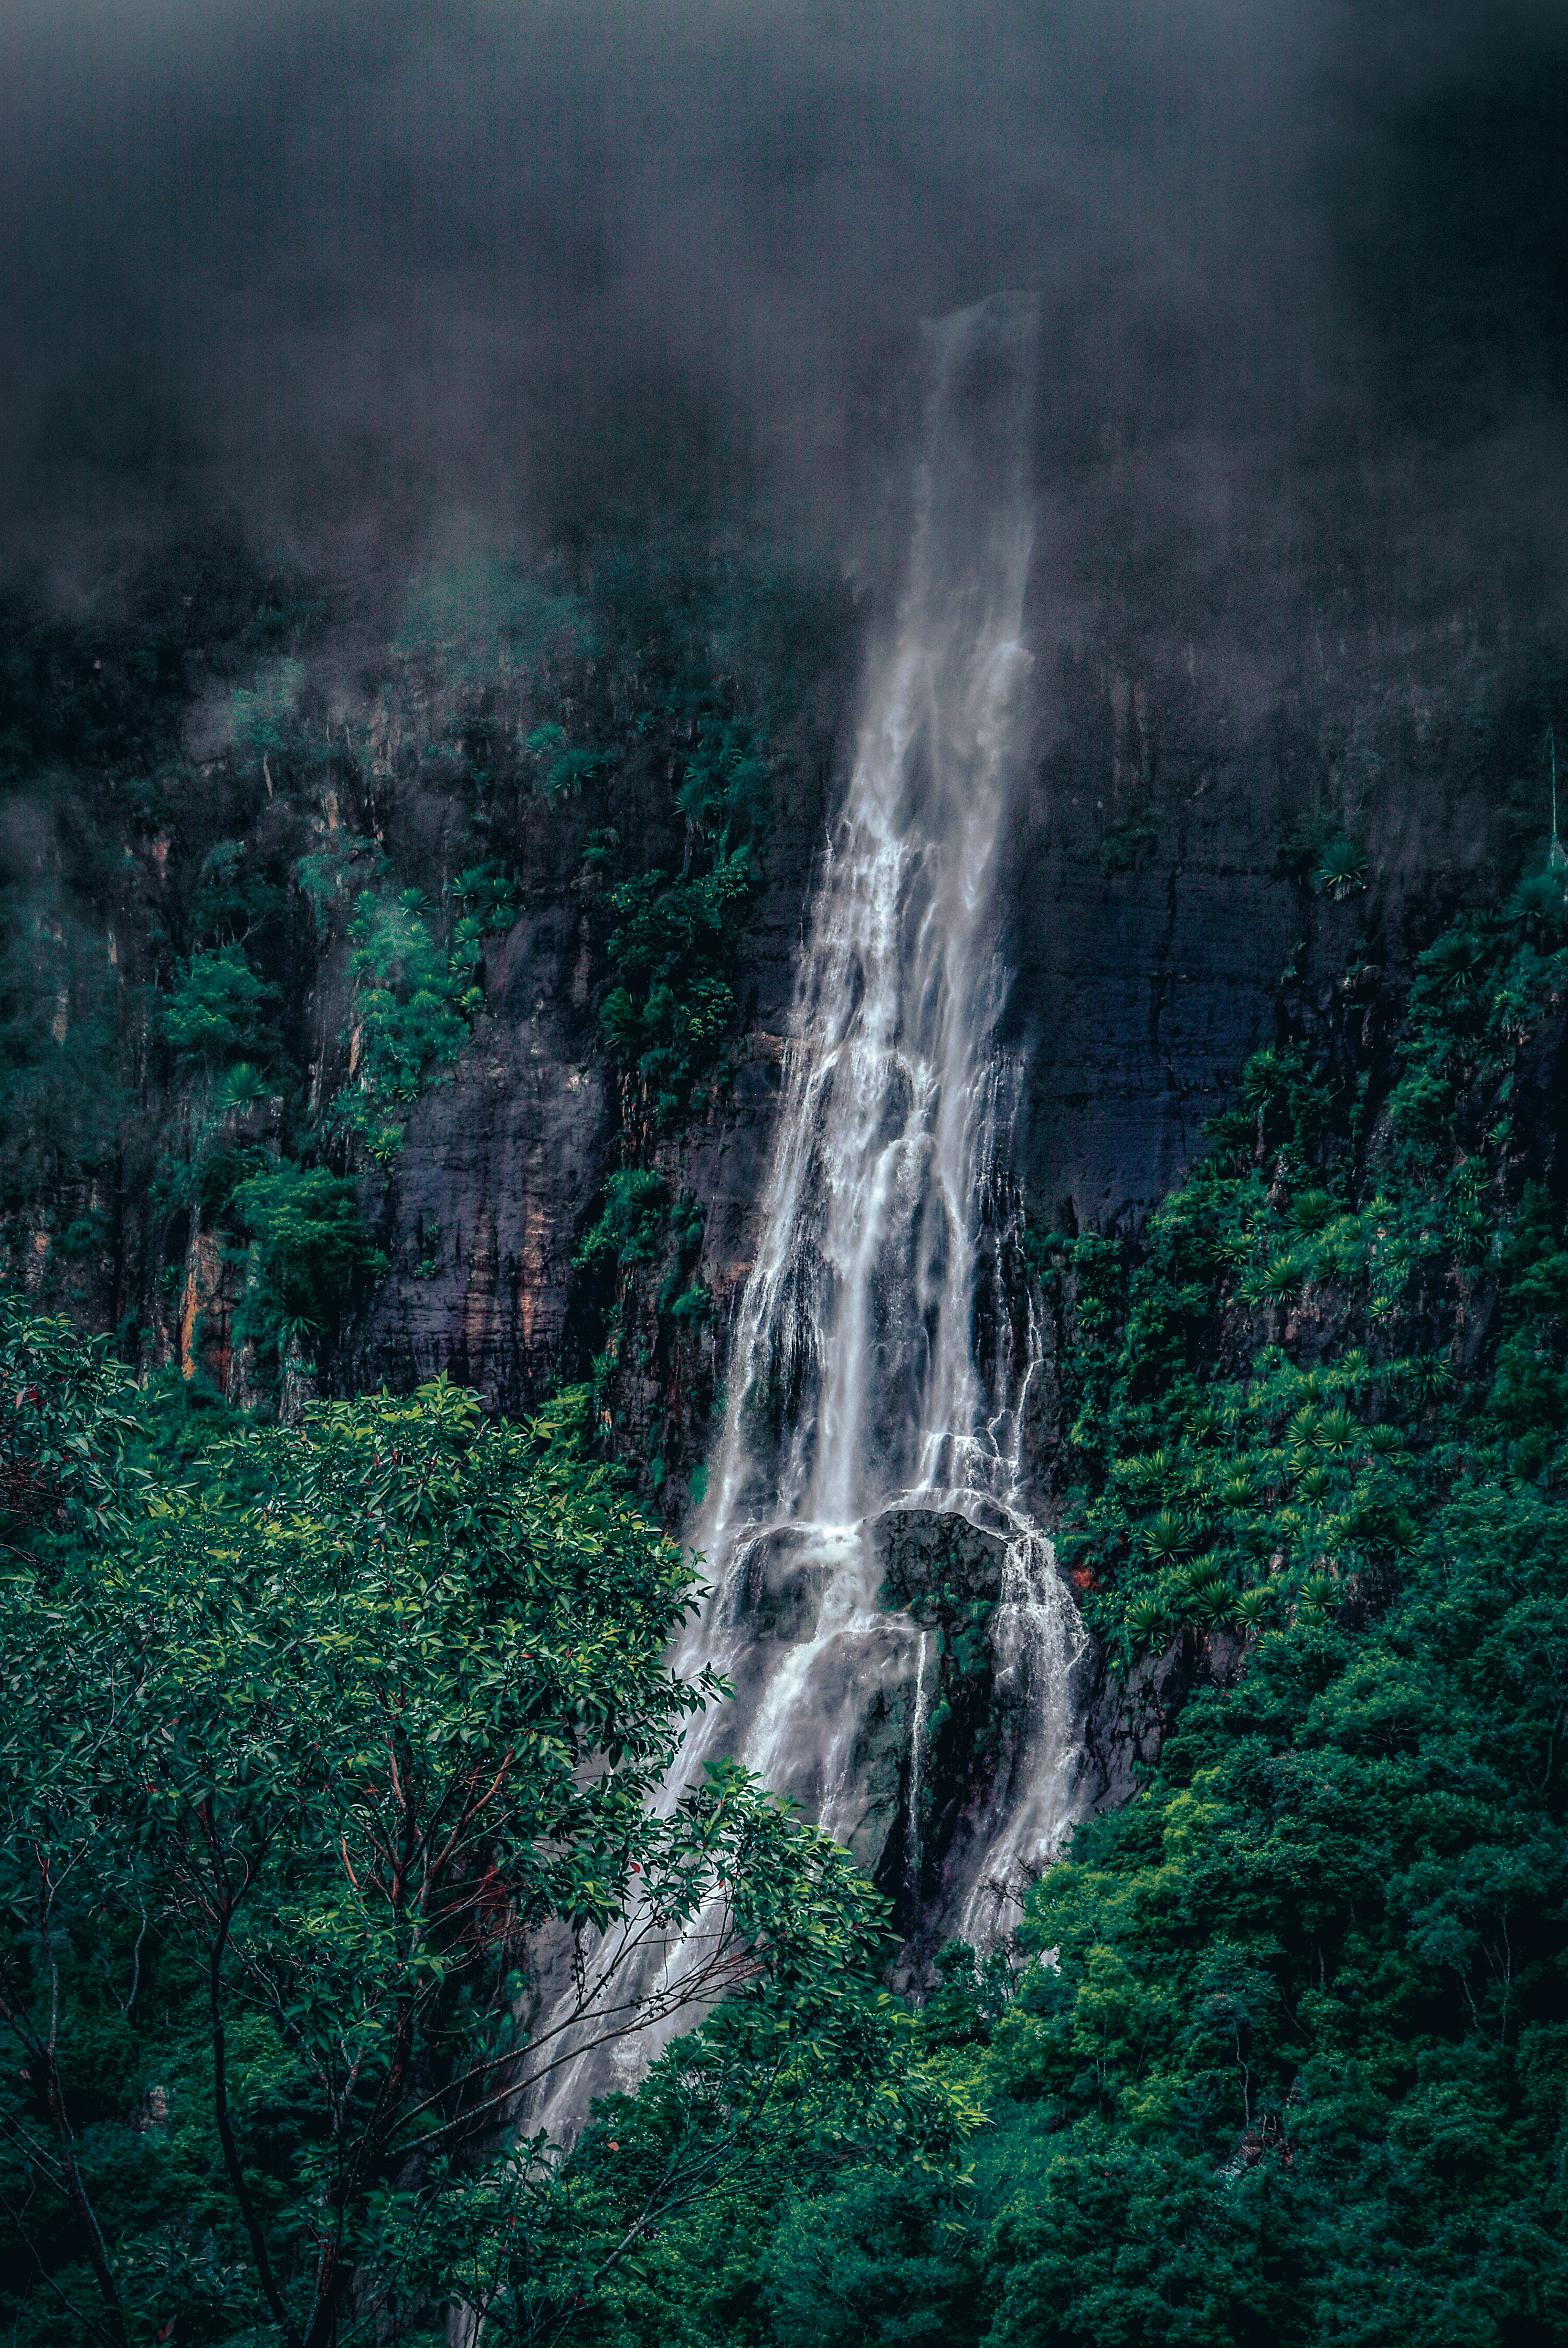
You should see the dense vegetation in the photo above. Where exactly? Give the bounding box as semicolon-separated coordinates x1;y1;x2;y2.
7;870;1562;2345
5;530;1566;2344
0;1321;907;2346
0;527;845;1401
518;878;1568;2347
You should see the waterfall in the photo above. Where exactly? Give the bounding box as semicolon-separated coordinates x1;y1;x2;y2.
705;291;1042;1541
680;288;1086;1896
528;291;1088;2136
908;1630;929;1892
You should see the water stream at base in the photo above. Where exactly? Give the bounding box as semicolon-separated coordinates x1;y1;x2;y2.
529;291;1088;2138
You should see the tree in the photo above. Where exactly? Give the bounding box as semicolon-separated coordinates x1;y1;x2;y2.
0;1295;139;1557
161;947;279;1074
0;1365;885;2346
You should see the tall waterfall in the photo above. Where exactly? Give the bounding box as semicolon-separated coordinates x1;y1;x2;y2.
709;291;1041;1538
530;292;1087;2134
682;288;1085;1910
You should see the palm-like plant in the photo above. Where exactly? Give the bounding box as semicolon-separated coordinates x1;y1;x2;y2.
1239;1046;1302;1113
1124;1595;1169;1651
1408;1352;1454;1406
1508;869;1568;929
1220;1467;1255;1511
1260;1253;1307;1303
1417;924;1489;998
1188;1573;1235;1627
1234;1584;1276;1635
1313;835;1369;901
1243;1255;1304;1309
1315;1407;1355;1457
1145;1508;1191;1564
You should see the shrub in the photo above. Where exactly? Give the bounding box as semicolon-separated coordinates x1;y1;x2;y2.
334;869;512;1160
599;845;756;1118
1146;1508;1191;1563
162;946;278;1072
228;1163;386;1360
1312;833;1369;900
574;1169;668;1273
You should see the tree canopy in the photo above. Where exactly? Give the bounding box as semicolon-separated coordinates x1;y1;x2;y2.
0;1362;896;2346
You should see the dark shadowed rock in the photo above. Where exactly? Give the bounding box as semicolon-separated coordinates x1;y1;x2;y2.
349;908;611;1409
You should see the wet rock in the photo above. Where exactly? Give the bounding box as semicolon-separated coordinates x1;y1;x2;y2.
871;1505;1009;1616
722;1524;838;1642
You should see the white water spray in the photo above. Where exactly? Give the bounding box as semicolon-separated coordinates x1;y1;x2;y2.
907;1630;930;1889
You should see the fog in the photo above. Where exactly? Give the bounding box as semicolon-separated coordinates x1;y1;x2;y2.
2;0;1565;652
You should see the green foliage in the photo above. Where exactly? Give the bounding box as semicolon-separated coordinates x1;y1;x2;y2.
955;1464;1568;2347
0;520;843;1338
347;888;470;1092
0;890;128;1217
541;743;615;801
123;1363;250;1490
228;1162;386;1359
1046;883;1568;1654
1278;811;1337;873
1311;831;1369;899
674;716;774;847
0;1293;141;1553
0;1362;893;2348
595;690;778;1121
161;946;279;1073
1279;810;1363;891
556;884;1568;2347
575;1170;669;1273
189;837;294;956
336;868;513;1162
599;843;757;1121
227;656;304;770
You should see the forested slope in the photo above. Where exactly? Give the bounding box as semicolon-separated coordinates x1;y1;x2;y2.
531;876;1568;2348
0;524;850;1437
3;872;1564;2346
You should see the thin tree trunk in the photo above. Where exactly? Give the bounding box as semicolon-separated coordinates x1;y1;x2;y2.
210;1919;305;2348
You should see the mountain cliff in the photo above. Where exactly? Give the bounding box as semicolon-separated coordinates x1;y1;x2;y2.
3;453;1563;1974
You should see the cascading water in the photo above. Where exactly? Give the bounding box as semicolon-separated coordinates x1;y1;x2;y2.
907;1632;930;1885
683;288;1086;1903
529;291;1088;2135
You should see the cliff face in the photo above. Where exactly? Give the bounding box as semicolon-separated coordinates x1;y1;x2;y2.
351;683;844;1430
329;598;1568;1983
1000;630;1546;1231
355;617;1549;1477
3;517;1561;1976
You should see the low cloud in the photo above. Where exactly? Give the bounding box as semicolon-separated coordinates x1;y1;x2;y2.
1;0;1564;666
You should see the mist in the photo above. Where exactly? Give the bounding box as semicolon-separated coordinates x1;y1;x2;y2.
2;0;1566;664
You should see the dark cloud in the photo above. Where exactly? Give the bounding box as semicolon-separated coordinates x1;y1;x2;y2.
2;0;1565;652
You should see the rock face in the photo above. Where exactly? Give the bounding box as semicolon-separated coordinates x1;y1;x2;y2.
999;639;1524;1236
354;699;841;1419
360;631;1528;1430
347;601;1557;1981
348;908;613;1405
